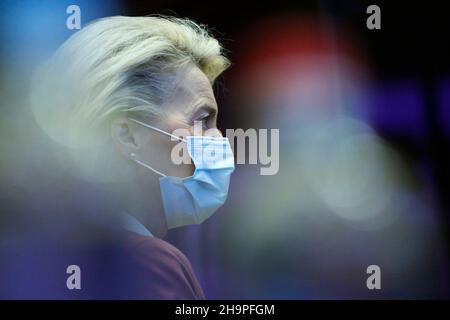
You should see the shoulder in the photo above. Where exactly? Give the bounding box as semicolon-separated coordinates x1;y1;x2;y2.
123;231;205;300
126;232;186;261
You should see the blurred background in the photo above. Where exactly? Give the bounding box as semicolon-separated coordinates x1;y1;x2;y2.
0;0;449;298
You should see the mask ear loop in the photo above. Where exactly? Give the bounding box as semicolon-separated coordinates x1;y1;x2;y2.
127;117;187;143
127;117;189;177
130;153;167;177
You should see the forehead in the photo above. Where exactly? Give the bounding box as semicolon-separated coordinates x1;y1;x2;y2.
162;64;217;118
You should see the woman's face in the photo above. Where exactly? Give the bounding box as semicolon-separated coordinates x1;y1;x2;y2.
113;64;222;179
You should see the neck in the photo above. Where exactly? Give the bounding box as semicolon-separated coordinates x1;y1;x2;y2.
121;170;168;238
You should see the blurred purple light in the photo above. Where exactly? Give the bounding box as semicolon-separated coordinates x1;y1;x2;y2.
368;80;426;140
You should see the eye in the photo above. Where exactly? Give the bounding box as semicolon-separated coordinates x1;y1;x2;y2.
194;112;215;129
191;105;217;129
196;112;212;122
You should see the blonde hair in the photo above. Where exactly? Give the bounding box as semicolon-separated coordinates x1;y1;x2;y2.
30;15;230;182
31;15;229;148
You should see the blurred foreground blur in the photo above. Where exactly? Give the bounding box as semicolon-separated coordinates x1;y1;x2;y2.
0;1;449;299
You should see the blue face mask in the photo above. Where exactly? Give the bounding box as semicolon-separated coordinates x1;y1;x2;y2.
128;118;235;229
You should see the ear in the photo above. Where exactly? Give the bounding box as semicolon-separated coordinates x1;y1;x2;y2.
110;117;139;157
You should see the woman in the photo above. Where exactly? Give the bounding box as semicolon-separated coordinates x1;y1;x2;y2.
29;16;234;299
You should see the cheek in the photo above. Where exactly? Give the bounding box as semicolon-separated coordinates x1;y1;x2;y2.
142;137;194;178
140;134;173;168
136;112;200;178
168;143;195;178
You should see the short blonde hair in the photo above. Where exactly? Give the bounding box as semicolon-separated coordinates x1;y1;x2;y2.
31;15;230;149
30;15;230;183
